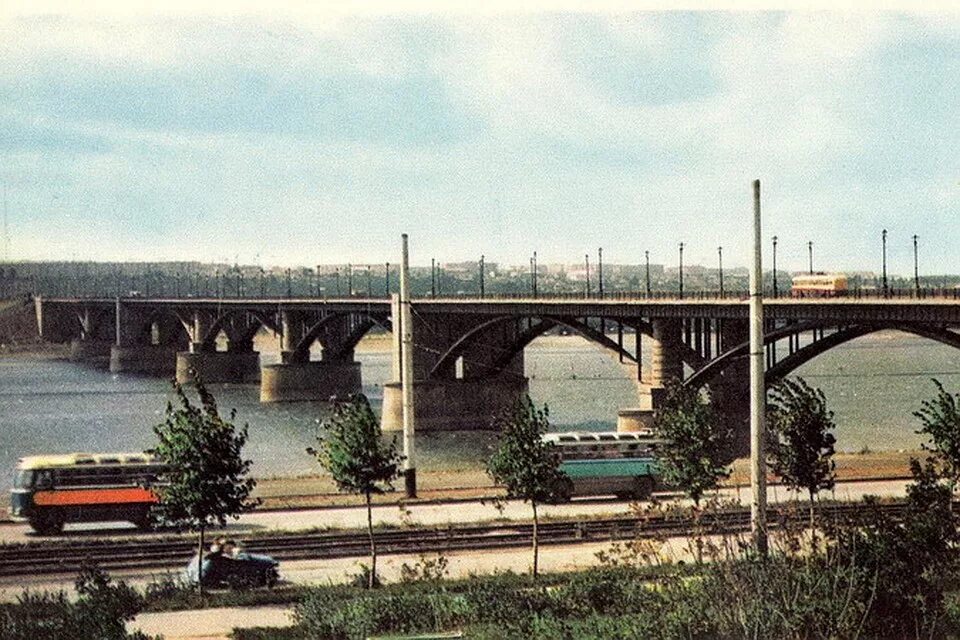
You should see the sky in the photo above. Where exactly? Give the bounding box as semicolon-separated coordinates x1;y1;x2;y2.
1;3;958;276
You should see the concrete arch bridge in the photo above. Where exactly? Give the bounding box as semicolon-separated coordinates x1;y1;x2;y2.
35;295;960;451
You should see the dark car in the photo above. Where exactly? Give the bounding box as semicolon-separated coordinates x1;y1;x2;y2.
185;549;279;588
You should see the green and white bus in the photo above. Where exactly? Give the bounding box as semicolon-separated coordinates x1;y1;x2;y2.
543;431;663;500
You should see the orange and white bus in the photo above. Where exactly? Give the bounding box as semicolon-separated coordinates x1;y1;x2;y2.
790;273;848;298
10;453;168;534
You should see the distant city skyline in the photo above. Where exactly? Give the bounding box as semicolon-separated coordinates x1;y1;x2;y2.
1;6;957;275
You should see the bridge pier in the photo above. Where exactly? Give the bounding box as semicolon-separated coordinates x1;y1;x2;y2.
711;319;751;459
176;347;260;384
381;374;529;431
69;338;113;366
109;344;180;374
260;359;361;402
109;302;186;375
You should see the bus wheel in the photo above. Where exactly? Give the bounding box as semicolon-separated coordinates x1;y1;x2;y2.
632;476;656;501
30;515;64;536
132;513;155;532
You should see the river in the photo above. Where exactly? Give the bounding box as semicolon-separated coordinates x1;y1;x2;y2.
1;331;958;493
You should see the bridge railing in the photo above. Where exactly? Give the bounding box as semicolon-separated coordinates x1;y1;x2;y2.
31;286;960;303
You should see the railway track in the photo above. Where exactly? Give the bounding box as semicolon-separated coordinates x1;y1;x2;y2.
0;500;914;578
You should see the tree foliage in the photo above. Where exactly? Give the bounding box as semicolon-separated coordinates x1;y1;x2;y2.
914;378;960;487
653;383;732;506
766;377;837;504
151;377;258;530
308;394;403;588
150;375;258;593
487;397;569;578
487;397;569;506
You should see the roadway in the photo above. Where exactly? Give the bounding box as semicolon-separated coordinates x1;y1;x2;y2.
0;478;910;545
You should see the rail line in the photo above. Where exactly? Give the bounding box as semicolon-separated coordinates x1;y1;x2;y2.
0;500;914;578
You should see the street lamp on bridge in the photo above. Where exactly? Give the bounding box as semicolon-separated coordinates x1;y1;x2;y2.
479;255;484;298
881;229;888;295
913;234;920;293
584;254;591;297
385;262;390;296
598;247;604;298
807;241;814;275
718;246;724;297
678;242;685;299
644;250;651;296
772;235;779;298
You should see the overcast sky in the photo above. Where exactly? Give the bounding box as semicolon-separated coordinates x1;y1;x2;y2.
1;5;958;275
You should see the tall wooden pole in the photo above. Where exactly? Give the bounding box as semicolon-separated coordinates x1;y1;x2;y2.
750;180;768;555
400;234;417;498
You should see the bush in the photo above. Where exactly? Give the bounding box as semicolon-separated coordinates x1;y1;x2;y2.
0;562;155;640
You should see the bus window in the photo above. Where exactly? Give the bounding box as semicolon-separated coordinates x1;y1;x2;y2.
13;470;35;489
35;470;53;489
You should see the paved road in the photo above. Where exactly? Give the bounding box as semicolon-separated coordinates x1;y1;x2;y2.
0;478;911;545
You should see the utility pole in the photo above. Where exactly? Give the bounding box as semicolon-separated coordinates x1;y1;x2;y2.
718;246;724;297
479;255;485;298
807;241;814;275
678;242;685;299
644;250;651;296
772;236;779;298
400;234;417;498
750;179;768;556
881;229;888;296
913;234;920;293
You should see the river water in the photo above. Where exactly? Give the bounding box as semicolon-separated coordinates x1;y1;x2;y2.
1;331;959;493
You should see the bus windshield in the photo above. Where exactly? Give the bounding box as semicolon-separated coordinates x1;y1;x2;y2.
13;469;35;489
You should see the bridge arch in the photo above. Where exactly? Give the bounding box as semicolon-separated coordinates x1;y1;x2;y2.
685;322;960;390
293;311;392;360
427;314;703;381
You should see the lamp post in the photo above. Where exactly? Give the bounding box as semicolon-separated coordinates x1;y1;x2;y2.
335;267;341;296
645;250;651;296
913;234;920;293
678;242;685;299
431;258;436;297
347;263;353;296
718;246;724;298
807;241;814;275
285;268;291;298
772;236;779;298
479;255;485;298
385;262;390;296
533;251;538;298
598;247;604;298
881;229;888;296
366;265;372;297
585;254;591;297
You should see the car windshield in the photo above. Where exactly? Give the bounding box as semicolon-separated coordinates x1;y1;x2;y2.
13;470;35;489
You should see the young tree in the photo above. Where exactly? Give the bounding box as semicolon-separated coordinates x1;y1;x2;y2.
914;378;960;489
653;382;733;508
150;376;258;594
766;377;837;528
308;394;402;589
487;397;569;579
